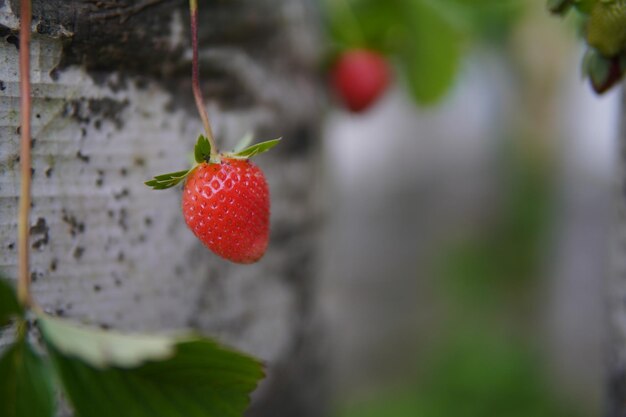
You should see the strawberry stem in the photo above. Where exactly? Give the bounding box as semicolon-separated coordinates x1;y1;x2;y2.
18;0;33;307
189;0;218;158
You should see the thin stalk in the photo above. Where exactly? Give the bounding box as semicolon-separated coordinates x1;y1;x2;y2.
189;0;218;158
18;0;33;307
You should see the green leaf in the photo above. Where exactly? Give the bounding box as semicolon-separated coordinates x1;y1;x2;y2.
145;169;191;190
38;314;265;417
0;279;22;326
194;135;212;163
0;341;55;417
400;0;462;104
231;138;281;159
38;313;176;368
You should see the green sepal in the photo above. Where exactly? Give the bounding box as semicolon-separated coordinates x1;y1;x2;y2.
0;278;22;327
145;169;192;190
229;138;281;159
547;0;573;14
194;135;212;164
146;136;279;190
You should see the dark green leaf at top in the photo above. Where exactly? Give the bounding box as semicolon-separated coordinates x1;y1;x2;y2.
194;135;212;163
0;340;55;417
0;278;22;326
231;138;281;159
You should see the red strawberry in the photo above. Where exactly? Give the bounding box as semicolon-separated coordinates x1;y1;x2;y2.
146;136;280;264
182;159;269;264
331;48;391;113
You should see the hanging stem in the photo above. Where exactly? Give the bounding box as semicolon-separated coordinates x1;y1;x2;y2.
18;0;33;307
189;0;218;158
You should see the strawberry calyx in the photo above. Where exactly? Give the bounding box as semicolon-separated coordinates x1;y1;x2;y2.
194;134;215;164
145;135;280;190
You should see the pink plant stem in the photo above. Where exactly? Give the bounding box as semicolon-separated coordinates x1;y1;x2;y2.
189;0;217;157
18;0;33;307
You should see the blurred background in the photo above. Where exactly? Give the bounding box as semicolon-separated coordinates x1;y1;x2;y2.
317;0;620;416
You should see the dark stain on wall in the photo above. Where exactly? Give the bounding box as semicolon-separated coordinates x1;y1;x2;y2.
30;217;49;249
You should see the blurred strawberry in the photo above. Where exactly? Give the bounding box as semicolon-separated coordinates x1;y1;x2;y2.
331;49;391;113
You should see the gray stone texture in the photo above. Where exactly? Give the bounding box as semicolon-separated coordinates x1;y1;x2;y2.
0;1;326;416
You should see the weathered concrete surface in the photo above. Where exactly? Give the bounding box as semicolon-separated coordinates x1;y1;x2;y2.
0;1;326;416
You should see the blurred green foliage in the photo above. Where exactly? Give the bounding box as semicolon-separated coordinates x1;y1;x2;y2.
324;0;525;103
337;331;583;417
335;148;584;417
439;151;553;306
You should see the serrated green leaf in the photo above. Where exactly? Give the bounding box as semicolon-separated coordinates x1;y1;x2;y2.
0;279;22;326
231;138;281;159
0;341;55;417
38;313;176;368
40;315;265;417
194;135;212;163
145;169;191;190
